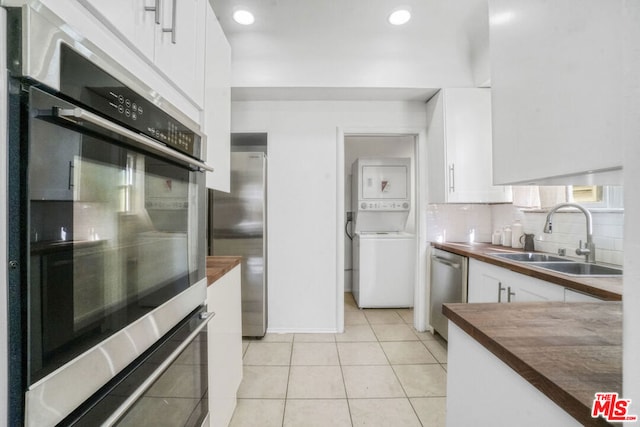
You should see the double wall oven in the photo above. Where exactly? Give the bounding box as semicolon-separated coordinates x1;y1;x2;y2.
5;4;212;426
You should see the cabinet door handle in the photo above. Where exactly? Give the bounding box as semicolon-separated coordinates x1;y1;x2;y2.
448;164;455;193
507;286;516;302
498;282;505;302
68;161;74;190
144;0;161;24
162;0;177;44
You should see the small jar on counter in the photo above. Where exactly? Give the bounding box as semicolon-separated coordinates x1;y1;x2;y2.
501;226;512;247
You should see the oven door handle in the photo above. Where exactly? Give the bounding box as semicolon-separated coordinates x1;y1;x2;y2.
52;107;214;172
105;310;216;426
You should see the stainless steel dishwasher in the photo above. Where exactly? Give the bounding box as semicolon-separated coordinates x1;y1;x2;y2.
430;248;468;340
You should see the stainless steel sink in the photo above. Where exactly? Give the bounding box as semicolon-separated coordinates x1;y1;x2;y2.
489;252;569;262
531;262;623;277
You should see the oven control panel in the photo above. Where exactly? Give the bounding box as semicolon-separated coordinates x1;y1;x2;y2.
59;45;201;160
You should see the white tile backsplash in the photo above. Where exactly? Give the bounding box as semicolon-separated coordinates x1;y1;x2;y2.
427;203;624;266
426;204;492;243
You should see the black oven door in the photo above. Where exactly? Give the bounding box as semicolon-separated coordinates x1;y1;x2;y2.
20;87;207;426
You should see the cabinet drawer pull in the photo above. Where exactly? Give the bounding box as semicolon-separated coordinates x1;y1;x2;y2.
144;0;161;24
507;286;516;302
498;282;505;302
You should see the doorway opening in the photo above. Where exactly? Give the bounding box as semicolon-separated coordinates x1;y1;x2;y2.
342;134;419;327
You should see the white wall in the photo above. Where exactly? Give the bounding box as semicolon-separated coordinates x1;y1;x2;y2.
231;101;428;332
344;135;416;291
623;0;640;415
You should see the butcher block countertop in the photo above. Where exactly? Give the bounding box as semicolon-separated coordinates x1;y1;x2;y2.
206;256;242;286
432;242;622;301
443;301;622;427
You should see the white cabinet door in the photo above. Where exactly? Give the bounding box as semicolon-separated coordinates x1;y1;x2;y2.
154;0;206;106
426;89;511;204
507;273;564;302
564;288;602;302
468;259;505;303
203;3;231;191
468;259;564;303
78;0;155;61
207;265;242;427
489;0;624;184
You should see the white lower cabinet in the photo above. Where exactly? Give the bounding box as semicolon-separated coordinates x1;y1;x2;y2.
207;264;242;427
447;322;581;427
564;288;603;302
468;259;565;303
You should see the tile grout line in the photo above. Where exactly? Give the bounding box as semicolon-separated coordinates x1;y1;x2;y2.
335;335;355;426
281;338;294;427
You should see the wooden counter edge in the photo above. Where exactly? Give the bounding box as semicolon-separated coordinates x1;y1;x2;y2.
432;242;622;301
442;303;613;427
206;256;242;286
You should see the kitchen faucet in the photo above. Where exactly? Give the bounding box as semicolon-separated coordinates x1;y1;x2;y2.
543;202;596;263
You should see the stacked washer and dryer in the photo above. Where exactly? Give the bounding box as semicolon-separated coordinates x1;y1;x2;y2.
351;158;415;308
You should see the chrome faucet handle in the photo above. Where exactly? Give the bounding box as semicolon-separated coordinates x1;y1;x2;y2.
576;240;592;257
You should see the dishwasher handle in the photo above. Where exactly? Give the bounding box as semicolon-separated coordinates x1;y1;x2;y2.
431;255;461;269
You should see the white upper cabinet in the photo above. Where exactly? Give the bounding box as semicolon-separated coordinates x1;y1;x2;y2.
203;2;231;191
489;0;625;185
79;0;206;107
154;0;206;106
426;88;511;204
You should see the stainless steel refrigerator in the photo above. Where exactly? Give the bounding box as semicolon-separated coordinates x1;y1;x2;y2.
209;152;267;337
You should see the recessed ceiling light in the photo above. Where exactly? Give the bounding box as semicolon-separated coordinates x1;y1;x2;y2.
388;8;411;26
233;9;255;25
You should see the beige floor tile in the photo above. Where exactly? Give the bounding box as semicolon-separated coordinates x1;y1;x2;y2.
396;308;414;324
342;365;405;398
287;366;346;398
344;293;358;311
230;399;285;427
243;342;292;366
294;333;336;342
381;341;438;365
344;310;368;326
291;342;339;366
283;399;351;427
349;398;421;427
364;309;404;324
242;341;249;357
260;333;295;343
422;337;448;363
414;329;438;341
237;366;289;399
335;324;377;342
442;363;447;372
337;342;389;365
371;323;419;342
393;364;447;397
410;397;447;427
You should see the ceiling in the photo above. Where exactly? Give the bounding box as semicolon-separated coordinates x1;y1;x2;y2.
210;0;490;102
